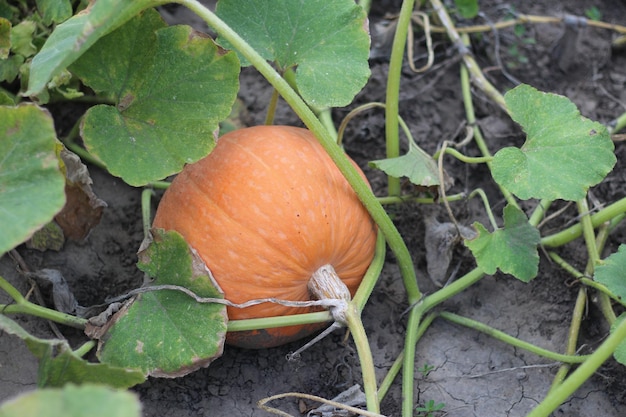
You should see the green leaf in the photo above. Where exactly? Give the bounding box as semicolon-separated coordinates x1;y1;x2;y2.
0;314;67;358
0;315;145;389
38;347;146;389
0;104;65;256
454;0;479;18
72;9;240;186
369;145;441;187
465;204;541;282
492;84;616;201
611;313;626;366
24;0;155;97
35;0;72;25
10;20;36;57
595;245;626;301
0;384;141;417
97;229;227;377
0;54;23;83
216;0;370;107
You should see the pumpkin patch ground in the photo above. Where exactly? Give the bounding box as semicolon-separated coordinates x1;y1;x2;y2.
2;0;626;416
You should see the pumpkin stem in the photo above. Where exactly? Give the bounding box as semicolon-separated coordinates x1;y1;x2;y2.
287;265;351;360
308;264;351;326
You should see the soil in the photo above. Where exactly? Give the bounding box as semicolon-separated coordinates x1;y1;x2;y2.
2;1;626;416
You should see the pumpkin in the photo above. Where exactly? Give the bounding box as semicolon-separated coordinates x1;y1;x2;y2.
152;125;377;348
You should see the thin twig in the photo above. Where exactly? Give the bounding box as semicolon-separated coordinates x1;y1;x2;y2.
257;391;387;417
106;284;345;310
408;11;434;73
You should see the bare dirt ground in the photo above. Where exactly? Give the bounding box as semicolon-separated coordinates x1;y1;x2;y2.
2;1;626;416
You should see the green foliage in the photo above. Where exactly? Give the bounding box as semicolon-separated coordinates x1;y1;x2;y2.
369;144;441;187
0;384;141;417
465;204;541;282
71;9;240;186
0;105;65;256
415;399;445;417
417;363;435;377
493;84;616;201
585;6;602;21
25;0;156;98
215;0;370;107
454;0;479;19
97;229;227;377
35;0;73;25
594;245;626;301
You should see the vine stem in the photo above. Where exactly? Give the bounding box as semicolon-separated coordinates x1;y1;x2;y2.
439;312;590;363
377;313;437;401
527;316;626;417
141;188;153;241
432;0;506;109
307;265;380;413
0;275;87;329
345;304;380;413
458;34;518;209
541;196;626;247
176;0;421;306
384;0;416;197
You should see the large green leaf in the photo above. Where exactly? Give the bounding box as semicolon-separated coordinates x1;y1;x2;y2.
72;9;240;186
492;84;616;201
216;0;370;107
24;0;157;97
0;384;141;417
97;229;227;377
0;315;145;389
0;104;65;255
465;204;541;282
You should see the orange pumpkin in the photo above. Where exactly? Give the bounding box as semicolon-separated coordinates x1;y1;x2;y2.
152;125;377;348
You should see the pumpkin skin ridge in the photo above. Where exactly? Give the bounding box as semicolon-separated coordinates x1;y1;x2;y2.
153;126;378;348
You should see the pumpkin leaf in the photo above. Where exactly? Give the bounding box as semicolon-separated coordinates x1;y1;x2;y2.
37;345;146;389
0;384;141;417
24;0;156;97
594;245;626;301
71;9;240;186
216;0;370;107
0;104;66;256
492;84;616;201
35;0;73;25
465;204;541;282
369;144;442;187
0;314;145;389
96;229;227;378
